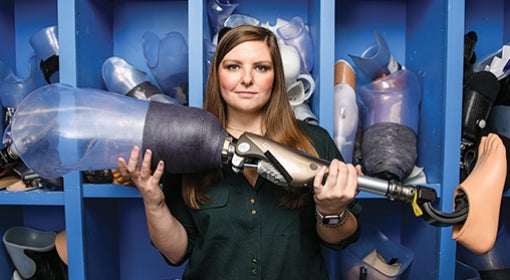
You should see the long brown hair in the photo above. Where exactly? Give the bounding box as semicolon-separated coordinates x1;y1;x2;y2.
183;25;318;209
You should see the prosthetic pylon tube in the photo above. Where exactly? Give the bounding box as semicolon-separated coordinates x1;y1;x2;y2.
9;83;227;179
452;133;507;254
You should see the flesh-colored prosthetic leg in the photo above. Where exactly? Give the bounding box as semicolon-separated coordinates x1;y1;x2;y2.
452;133;507;254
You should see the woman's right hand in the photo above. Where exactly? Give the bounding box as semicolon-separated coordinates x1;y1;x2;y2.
119;146;189;263
118;146;166;207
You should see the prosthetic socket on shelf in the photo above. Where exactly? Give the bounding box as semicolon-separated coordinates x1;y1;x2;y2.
3;226;67;280
349;30;421;182
333;59;358;163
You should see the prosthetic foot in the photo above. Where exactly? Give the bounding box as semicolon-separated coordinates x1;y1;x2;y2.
452;133;507;254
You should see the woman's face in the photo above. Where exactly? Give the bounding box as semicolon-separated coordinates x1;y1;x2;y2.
218;40;274;115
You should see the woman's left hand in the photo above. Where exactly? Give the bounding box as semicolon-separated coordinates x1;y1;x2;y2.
313;159;360;215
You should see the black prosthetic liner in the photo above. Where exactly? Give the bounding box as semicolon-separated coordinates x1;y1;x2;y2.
40;55;59;84
361;122;417;181
142;102;228;173
127;81;161;100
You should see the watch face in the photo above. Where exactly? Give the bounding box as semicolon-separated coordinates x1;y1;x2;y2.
324;217;341;225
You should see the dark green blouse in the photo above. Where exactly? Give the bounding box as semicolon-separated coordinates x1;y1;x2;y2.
163;122;361;280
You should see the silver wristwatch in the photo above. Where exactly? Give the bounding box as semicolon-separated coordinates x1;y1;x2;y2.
315;207;350;227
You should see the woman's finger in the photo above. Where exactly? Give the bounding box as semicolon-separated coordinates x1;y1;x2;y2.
152;160;165;181
140;149;153;178
127;145;141;172
313;165;328;194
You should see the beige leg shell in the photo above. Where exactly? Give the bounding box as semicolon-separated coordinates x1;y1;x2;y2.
452;133;507;254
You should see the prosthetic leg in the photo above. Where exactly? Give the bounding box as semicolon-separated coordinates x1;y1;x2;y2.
452;133;507;254
1;83;507;256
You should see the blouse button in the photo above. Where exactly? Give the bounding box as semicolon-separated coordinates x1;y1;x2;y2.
250;198;255;204
251;209;257;216
252;258;257;264
251;268;257;275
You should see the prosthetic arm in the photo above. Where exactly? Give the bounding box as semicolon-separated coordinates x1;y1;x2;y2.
0;83;505;254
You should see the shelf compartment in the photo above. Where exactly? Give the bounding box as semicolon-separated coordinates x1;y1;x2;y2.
74;0;189;90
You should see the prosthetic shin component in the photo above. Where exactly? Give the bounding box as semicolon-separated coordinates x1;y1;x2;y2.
3;226;67;279
29;26;59;84
452;133;507;254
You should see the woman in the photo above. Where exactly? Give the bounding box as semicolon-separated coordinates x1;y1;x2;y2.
118;25;361;279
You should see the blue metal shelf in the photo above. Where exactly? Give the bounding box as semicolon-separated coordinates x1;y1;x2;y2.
1;0;505;279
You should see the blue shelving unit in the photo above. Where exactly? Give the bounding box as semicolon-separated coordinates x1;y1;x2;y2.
0;0;507;279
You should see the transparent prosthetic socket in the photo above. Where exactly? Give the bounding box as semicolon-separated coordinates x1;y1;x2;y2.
452;133;507;254
141;31;189;104
5;83;226;179
358;69;421;181
0;56;46;110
